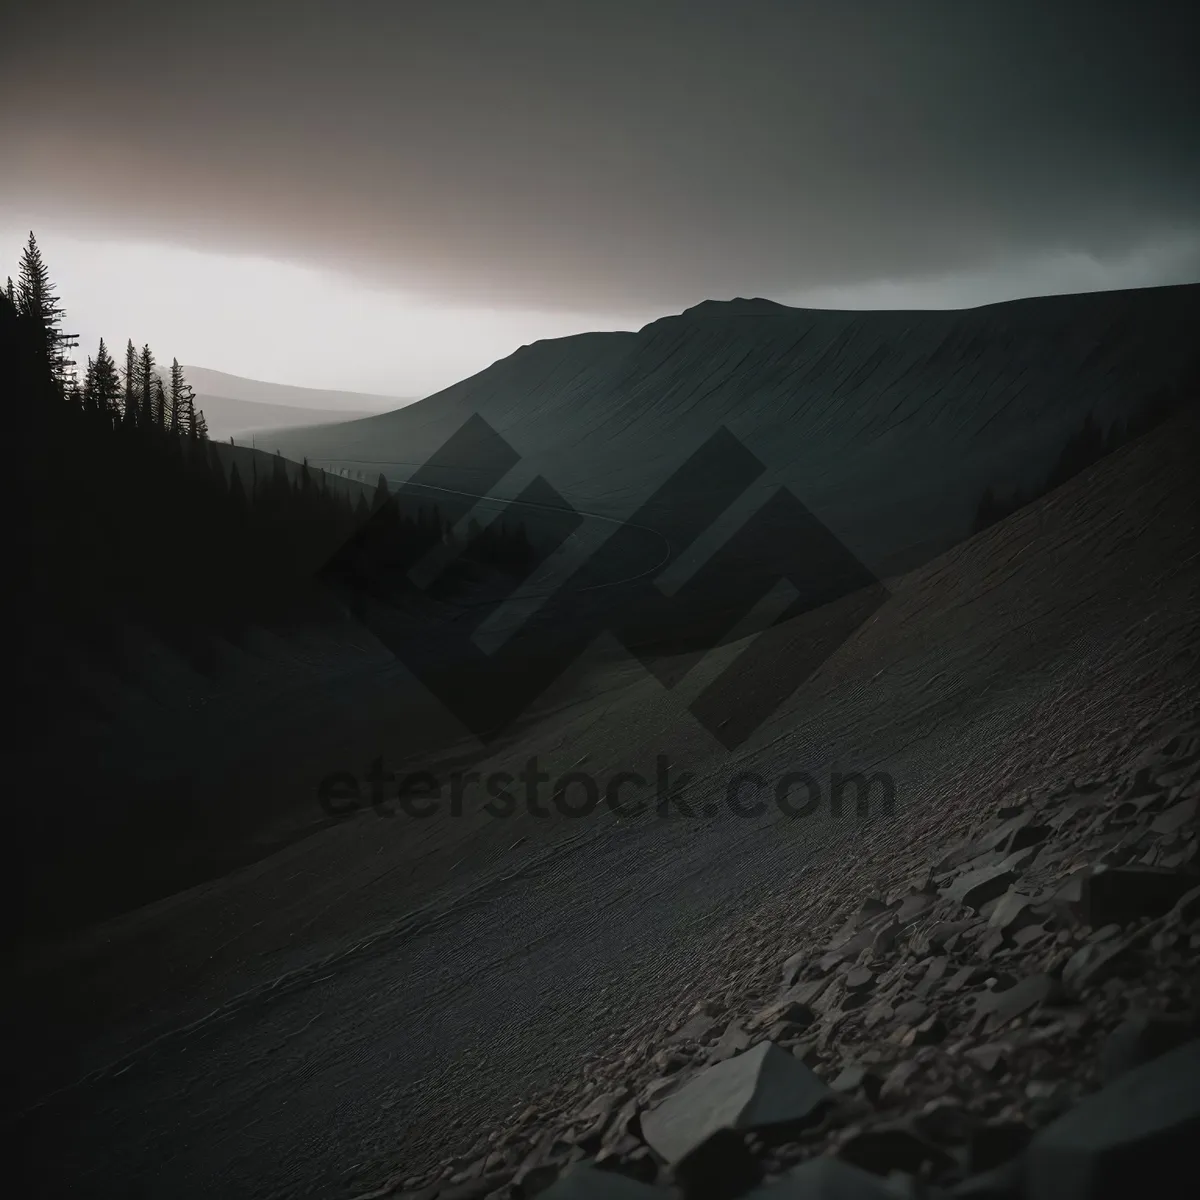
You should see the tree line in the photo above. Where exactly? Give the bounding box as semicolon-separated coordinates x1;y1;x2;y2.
5;232;209;438
5;231;536;673
972;366;1198;535
8;231;546;933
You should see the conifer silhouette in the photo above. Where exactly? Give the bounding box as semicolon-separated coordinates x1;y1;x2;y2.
372;471;391;511
122;339;139;428
154;377;169;428
16;231;77;388
169;358;195;434
138;343;155;428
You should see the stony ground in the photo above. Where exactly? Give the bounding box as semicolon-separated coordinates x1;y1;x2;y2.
12;413;1197;1199
361;720;1200;1200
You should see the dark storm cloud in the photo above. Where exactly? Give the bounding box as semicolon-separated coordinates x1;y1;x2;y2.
3;0;1198;309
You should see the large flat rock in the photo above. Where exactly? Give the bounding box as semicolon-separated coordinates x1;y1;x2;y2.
641;1042;831;1164
1025;1038;1200;1200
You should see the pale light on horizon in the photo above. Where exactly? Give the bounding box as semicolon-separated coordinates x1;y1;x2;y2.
0;224;663;401
3;223;1196;403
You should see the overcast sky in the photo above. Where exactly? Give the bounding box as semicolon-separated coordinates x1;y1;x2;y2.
3;0;1198;397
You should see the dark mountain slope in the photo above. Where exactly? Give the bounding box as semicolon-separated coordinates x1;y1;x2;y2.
11;404;1198;1200
270;284;1199;575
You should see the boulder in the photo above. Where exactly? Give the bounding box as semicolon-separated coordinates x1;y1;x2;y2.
943;865;1018;913
673;1128;762;1200
1025;1038;1200;1200
640;1041;831;1163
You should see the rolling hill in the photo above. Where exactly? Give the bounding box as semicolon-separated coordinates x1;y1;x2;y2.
180;365;412;442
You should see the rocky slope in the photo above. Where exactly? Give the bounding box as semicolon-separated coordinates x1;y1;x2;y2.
13;393;1196;1199
362;724;1199;1200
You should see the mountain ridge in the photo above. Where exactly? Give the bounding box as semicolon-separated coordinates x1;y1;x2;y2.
268;282;1200;577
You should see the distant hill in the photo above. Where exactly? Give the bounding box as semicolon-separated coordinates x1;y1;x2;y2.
190;393;379;443
181;365;412;442
182;365;410;411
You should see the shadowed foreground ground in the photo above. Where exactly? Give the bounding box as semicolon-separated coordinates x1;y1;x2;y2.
8;411;1198;1198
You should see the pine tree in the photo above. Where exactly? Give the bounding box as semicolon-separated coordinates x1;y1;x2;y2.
168;358;195;435
153;377;168;429
138;344;155;428
16;232;78;389
194;409;208;440
176;373;197;436
82;355;98;415
92;337;122;422
372;472;391;511
4;277;13;304
122;339;139;427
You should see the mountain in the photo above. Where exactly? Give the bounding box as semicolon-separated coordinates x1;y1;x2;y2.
181;365;410;411
180;365;412;442
265;284;1200;579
